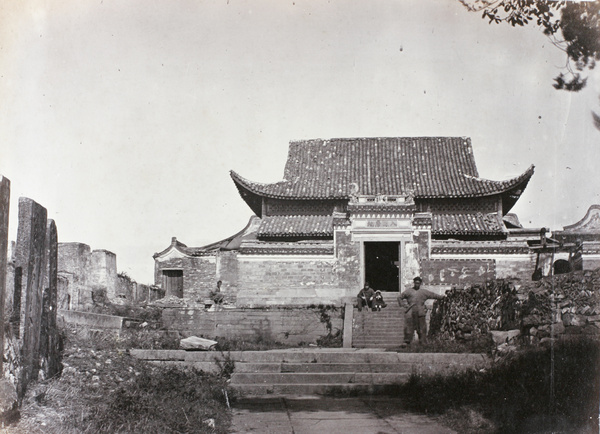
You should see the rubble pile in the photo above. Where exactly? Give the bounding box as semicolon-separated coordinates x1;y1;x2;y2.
429;269;600;343
429;279;520;341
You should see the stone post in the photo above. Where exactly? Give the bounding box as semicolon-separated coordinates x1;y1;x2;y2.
0;175;10;375
40;219;60;379
15;198;47;398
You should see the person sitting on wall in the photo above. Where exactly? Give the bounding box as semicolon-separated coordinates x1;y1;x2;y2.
398;276;445;346
357;282;375;312
373;290;387;311
210;280;225;311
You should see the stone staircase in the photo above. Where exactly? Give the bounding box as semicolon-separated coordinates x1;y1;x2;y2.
352;291;405;349
131;348;490;397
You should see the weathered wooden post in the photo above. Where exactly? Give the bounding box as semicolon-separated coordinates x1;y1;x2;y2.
15;198;47;398
0;175;10;375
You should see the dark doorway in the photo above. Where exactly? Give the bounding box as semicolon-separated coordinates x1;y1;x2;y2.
364;242;399;292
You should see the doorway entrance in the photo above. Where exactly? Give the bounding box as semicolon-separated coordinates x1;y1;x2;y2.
364;242;400;292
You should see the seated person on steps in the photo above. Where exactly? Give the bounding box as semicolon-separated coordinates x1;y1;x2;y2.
357;282;375;311
373;290;387;311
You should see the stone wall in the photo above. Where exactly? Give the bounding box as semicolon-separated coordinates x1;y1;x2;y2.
58;243;91;309
57;243;121;310
161;306;343;346
89;250;117;300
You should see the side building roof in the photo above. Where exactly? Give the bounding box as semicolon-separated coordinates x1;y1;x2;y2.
231;137;534;216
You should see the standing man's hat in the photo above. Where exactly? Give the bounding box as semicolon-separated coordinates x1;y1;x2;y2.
413;276;423;283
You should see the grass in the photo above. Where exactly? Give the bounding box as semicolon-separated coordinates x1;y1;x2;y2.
4;328;232;433
396;337;600;433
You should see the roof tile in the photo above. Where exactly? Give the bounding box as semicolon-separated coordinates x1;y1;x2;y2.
257;215;333;238
232;137;534;200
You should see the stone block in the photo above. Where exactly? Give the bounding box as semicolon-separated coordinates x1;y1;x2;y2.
0;379;18;425
490;329;520;346
550;322;565;335
562;313;586;327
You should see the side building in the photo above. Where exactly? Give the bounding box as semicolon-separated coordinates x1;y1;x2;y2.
153;137;543;306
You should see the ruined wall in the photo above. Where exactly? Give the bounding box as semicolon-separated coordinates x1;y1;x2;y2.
89;250;117;300
162;306;343;345
57;244;119;310
58;243;91;310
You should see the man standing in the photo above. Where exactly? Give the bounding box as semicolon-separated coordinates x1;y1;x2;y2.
398;276;444;345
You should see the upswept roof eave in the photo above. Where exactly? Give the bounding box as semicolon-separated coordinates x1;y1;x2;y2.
230;164;535;201
230;170;349;200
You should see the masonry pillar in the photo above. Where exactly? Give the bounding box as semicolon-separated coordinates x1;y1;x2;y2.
40;219;60;379
0;176;10;375
15;198;47;398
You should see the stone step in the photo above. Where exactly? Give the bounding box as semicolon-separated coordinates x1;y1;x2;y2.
231;383;402;397
235;362;417;374
230;372;409;385
131;349;489;366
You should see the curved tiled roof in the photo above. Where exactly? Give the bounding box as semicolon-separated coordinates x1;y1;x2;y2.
257;215;333;238
231;137;534;202
432;212;507;236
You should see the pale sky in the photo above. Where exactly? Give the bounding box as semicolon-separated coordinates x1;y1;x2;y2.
1;0;599;284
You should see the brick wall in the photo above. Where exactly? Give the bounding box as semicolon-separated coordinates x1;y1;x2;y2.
155;255;217;301
217;251;239;303
235;257;341;306
421;259;496;286
162;306;343;345
334;230;361;296
496;256;536;281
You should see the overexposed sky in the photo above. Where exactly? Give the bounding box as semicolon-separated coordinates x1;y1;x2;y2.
1;0;599;284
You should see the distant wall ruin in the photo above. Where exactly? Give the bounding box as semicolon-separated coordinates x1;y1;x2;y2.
58;243;159;311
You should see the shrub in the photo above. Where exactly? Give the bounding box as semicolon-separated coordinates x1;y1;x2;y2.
84;365;231;433
398;337;600;433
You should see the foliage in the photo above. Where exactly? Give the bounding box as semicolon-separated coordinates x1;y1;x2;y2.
397;337;600;433
214;335;289;352
7;337;231;433
214;351;236;379
461;0;600;91
89;366;230;433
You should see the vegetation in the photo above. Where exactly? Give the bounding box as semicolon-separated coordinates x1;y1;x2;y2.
4;329;231;433
397;338;600;433
461;0;600;92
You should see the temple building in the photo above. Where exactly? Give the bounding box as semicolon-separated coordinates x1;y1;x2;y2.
154;137;539;306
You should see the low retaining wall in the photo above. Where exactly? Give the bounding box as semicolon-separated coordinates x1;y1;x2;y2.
161;306;343;346
58;310;124;330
